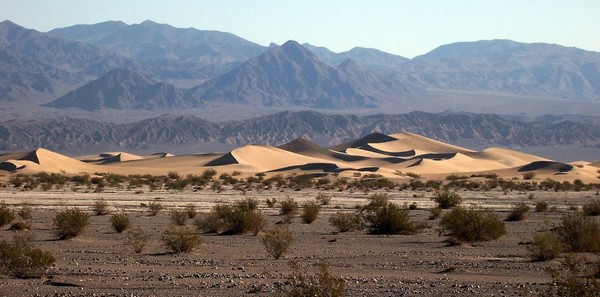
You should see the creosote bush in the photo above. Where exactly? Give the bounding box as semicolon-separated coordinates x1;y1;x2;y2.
147;201;164;216
315;193;332;205
280;197;299;216
109;212;130;233
301;200;320;224
127;226;151;254
535;201;549;212
527;232;564;262
0;201;15;227
556;213;600;253
266;198;277;208
362;201;425;235
92;198;109;215
170;209;188;226
429;208;443;220
0;232;55;279
53;207;89;239
286;260;345;297
161;226;201;254
185;203;197;219
261;226;293;260
328;212;361;233
17;204;33;220
438;206;506;244
582;198;600;216
195;198;265;235
431;190;462;209
506;202;530;221
545;255;600;296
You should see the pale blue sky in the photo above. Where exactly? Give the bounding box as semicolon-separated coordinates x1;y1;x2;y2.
2;0;599;58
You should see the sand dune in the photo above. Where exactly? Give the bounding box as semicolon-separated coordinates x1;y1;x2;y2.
1;132;598;183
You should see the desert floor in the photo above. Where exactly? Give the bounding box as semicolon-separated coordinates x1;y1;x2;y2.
0;188;599;296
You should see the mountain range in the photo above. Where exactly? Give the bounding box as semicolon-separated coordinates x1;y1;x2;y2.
1;111;599;158
2;20;600;113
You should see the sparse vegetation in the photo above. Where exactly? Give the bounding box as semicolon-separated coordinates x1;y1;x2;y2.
429;207;443;220
545;255;600;296
161;226;201;254
285;260;345;297
0;232;55;278
127;226;151;254
266;198;277;208
438;206;506;244
315;193;332;205
280;197;299;216
506;202;530;221
261;226;293;260
431;190;462;209
582;198;600;216
0;201;15;227
53;207;89;239
109;212;130;233
195;198;265;235
535;201;549;212
527;232;564;262
93;198;110;215
17;203;32;220
556;213;600;253
170;209;188;226
301;200;320;224
147;201;164;216
522;172;535;180
328;212;361;233
362;200;425;235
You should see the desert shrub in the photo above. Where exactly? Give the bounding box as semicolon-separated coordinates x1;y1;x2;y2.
582;198;600;216
328;212;361;232
161;226;201;254
535;201;549;212
315;193;332;205
527;232;564;262
236;197;259;211
195;211;223;233
286;260;345;297
17;204;33;220
261;226;293;260
556;213;600;252
522;172;535;180
0;232;55;278
109;212;130;233
92;198;110;215
362;202;425;235
266;198;277;208
147;201;163;216
408;202;418;210
196;203;265;235
280;197;299;216
0;201;15;227
429;207;443;220
185;203;197;219
243;209;267;236
545;255;600;297
170;209;188;226
431;190;462;209
53;207;89;239
366;193;389;208
301;200;321;224
438;206;506;244
9;221;31;231
126;226;151;254
506;202;531;221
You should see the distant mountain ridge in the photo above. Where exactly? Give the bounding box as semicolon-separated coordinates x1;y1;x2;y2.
1;111;598;154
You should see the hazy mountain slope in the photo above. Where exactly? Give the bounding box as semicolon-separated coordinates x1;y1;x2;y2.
47;21;127;43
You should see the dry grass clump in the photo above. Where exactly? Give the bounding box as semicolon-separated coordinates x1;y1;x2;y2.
429;207;443;220
0;201;15;227
17;204;33;220
506;202;531;221
438;206;506;244
431;190;462;209
315;193;332;205
53;207;89;239
285;260;345;297
280;197;299;216
582;198;600;216
527;232;564;262
147;201;164;216
161;226;201;254
0;232;55;279
109;212;130;233
170;209;188;226
261;226;293;260
328;212;361;233
556;213;600;253
127;226;151;254
266;198;277;208
185;203;197;219
92;198;110;215
301;200;320;224
535;200;549;212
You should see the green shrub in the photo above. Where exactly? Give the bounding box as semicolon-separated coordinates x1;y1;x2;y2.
261;226;293;260
126;226;151;254
506;202;531;221
53;207;89;239
582;199;600;216
147;202;163;216
431;190;462;209
17;204;32;220
328;212;361;233
315;193;332;205
363;202;425;235
0;232;55;278
527;232;564;262
92;198;110;215
522;172;535;180
170;209;188;226
195;211;223;233
196;203;265;235
109;212;130;233
161;226;201;254
366;193;389;208
438;206;506;244
545;255;600;296
280;197;299;216
286;260;345;297
236;197;259;211
185;203;197;219
535;201;549;212
301;200;320;224
556;213;600;252
0;201;15;227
